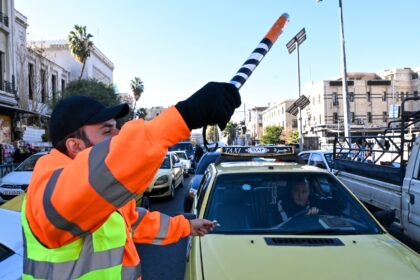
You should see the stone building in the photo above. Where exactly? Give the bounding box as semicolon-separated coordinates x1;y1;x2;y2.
245;106;267;144
301;68;420;148
261;100;297;142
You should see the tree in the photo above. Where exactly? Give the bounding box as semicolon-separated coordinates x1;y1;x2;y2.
206;126;219;143
68;25;94;81
223;121;237;145
56;79;130;127
287;130;299;144
130;77;144;102
261;125;283;144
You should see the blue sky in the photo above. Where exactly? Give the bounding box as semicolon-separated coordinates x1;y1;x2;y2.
15;0;420;114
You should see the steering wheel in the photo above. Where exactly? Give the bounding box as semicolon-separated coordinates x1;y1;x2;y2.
272;208;329;230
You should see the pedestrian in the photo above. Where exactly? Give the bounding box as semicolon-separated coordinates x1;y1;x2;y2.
22;82;241;279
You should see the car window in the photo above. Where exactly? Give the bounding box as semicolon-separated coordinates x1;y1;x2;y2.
15;154;44;172
175;152;188;160
0;243;14;262
195;153;220;174
160;155;171;169
197;169;213;212
299;153;310;164
204;172;382;235
309;153;324;166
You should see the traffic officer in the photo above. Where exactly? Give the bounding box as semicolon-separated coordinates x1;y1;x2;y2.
22;82;241;279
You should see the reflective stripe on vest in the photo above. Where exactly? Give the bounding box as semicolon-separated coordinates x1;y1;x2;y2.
22;198;141;279
88;139;136;208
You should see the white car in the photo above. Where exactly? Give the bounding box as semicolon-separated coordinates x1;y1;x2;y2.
298;150;348;173
0;152;48;203
0;208;23;279
146;152;184;199
173;151;193;175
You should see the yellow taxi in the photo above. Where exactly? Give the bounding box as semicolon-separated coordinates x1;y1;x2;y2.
185;146;420;280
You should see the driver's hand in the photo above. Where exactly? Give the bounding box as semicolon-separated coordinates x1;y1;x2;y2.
307;207;319;215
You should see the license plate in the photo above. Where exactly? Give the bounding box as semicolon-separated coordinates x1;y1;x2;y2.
1;190;22;196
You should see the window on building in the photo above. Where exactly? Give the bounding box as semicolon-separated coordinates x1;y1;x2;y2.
0;51;4;91
282;107;284;114
414;91;419;98
61;79;66;92
41;69;47;103
292;119;297;128
351;112;355;123
412;73;418;80
333;112;338;123
383;92;387;101
367;92;371;102
383;111;387;122
332;92;338;106
400;92;404;100
367;112;372;123
349;92;354;102
28;63;34;100
318;95;321;103
406;92;409;99
51;74;57;102
319;115;322;124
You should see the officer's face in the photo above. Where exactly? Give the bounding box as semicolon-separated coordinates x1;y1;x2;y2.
292;183;310;206
82;119;119;148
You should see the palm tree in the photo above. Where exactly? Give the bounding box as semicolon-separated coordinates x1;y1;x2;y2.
68;25;94;81
130;77;144;102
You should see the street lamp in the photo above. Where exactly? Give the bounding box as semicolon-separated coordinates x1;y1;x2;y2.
286;28;306;152
317;0;351;137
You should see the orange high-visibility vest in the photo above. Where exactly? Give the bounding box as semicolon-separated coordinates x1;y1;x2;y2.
23;107;191;279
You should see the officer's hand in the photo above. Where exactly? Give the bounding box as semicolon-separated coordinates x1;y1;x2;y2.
189;219;216;236
175;82;241;130
306;207;319;215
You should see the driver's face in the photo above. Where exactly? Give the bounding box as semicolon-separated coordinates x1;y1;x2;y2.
292;182;310;206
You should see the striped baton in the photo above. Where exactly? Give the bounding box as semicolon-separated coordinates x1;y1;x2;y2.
203;13;290;150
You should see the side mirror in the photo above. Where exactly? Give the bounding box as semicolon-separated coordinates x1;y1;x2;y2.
373;209;396;228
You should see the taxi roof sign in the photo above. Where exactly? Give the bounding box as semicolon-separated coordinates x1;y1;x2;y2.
221;146;294;156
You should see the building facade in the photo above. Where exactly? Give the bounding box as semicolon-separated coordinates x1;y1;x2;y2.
30;40;114;84
302;68;420;148
246;106;267;143
0;1;18;145
261;100;297;142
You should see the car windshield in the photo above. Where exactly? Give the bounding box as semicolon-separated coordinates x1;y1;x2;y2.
15;154;44;172
205;172;382;235
175;152;188;160
160;155;171;169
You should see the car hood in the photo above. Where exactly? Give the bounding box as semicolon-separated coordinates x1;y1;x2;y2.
0;209;23;255
200;234;420;280
0;171;32;185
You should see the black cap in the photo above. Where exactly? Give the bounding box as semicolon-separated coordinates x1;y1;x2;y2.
49;95;130;146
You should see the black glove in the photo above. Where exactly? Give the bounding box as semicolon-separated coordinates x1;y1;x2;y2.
175;82;241;130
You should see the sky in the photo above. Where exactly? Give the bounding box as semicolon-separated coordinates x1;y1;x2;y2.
15;0;420;120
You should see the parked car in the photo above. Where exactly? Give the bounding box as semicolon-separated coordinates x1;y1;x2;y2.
0;208;23;279
185;148;420;280
173;150;193;175
298;150;347;172
169;141;194;159
0;151;48;204
145;152;184;199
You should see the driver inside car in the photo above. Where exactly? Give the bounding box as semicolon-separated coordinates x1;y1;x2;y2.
277;178;333;221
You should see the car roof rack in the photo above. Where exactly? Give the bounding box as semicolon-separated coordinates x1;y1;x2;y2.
214;145;305;165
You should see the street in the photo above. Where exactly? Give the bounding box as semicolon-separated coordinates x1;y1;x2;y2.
136;176;191;280
136;174;420;280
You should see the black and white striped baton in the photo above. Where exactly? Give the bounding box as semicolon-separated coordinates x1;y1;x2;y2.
203;13;290;151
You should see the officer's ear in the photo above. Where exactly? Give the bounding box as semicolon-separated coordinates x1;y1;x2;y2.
65;137;86;159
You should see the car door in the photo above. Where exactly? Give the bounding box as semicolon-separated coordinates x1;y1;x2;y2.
407;149;420;228
171;153;183;186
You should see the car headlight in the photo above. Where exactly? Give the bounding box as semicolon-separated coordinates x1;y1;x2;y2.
155;175;169;185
